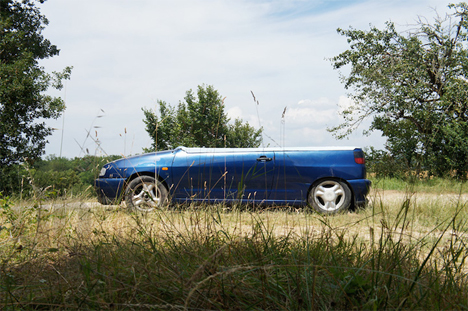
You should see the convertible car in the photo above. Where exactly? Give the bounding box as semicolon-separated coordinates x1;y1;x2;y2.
95;146;371;214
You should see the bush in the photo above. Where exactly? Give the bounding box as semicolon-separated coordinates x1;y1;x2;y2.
0;165;29;195
1;155;121;198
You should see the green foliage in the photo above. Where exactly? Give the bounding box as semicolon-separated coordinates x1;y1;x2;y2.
143;85;262;151
369;175;468;192
0;192;53;243
0;164;28;196
0;0;72;168
365;147;409;179
32;155;121;196
226;118;263;148
0;155;121;197
0;194;16;228
32;168;80;196
329;2;468;178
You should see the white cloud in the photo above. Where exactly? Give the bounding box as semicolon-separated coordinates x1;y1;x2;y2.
226;106;243;120
338;95;355;114
285;98;337;128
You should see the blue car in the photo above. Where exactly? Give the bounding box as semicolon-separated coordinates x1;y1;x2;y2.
95;146;371;214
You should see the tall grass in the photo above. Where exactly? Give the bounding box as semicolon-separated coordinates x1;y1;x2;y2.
1;190;468;310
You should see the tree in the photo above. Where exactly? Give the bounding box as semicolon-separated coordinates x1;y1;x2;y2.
0;0;71;168
143;85;262;150
329;2;468;178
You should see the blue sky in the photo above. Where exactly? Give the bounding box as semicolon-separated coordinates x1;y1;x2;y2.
39;0;446;158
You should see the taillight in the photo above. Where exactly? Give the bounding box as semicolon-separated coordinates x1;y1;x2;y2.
354;149;365;164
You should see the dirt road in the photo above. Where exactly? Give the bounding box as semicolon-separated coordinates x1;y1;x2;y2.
369;189;468;206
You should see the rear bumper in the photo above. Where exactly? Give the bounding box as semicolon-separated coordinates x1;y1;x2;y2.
348;179;372;206
94;178;126;205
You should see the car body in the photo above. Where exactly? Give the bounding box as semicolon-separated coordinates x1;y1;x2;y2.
95;146;371;214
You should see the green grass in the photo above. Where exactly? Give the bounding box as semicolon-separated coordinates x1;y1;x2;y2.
1;190;468;310
369;176;468;193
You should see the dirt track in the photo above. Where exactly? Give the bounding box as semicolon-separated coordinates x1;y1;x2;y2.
369;189;468;206
35;189;468;211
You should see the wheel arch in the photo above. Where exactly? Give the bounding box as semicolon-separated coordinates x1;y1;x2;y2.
125;172;169;192
307;177;356;209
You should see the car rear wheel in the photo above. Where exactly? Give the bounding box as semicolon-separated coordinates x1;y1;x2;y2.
125;176;168;212
308;179;351;214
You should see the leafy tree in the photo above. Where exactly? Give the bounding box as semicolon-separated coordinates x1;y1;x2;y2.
329;2;468;178
0;0;72;168
143;85;262;150
225;118;263;149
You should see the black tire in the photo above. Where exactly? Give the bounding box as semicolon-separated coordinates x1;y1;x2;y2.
125;176;168;212
308;179;352;214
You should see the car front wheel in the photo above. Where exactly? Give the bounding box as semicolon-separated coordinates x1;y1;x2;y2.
308;179;351;214
125;176;168;212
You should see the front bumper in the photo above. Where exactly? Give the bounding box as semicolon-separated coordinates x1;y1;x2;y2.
95;178;126;205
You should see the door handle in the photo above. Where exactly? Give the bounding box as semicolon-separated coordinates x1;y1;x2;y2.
257;156;272;162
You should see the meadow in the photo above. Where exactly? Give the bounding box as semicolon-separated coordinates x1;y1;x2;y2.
1;178;468;310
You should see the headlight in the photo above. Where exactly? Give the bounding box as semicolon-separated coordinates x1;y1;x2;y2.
99;167;107;177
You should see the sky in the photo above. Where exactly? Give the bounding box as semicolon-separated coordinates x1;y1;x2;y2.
38;0;447;158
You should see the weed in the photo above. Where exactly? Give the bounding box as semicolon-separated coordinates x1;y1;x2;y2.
0;190;467;309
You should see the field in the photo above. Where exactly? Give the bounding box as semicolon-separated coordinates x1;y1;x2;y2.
1;178;468;310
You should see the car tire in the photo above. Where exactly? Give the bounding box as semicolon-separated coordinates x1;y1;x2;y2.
125;176;168;212
308;179;352;214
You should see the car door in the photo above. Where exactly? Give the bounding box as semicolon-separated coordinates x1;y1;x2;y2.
197;150;241;201
199;150;276;202
237;151;276;202
170;148;276;203
269;150;314;203
270;150;316;204
170;148;243;202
